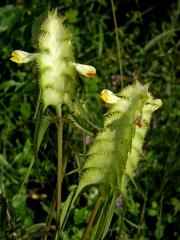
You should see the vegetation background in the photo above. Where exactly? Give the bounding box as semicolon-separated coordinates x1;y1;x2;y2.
0;0;179;239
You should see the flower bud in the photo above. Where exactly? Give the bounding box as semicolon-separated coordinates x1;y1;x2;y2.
10;50;38;63
72;63;96;77
100;89;120;104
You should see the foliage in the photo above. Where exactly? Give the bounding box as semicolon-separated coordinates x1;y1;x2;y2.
0;1;179;240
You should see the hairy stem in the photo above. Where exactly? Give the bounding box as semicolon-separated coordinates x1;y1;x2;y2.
56;107;63;225
82;196;102;240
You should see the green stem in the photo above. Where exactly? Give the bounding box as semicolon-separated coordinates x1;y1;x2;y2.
44;191;56;240
111;0;124;89
82;196;102;240
56;107;63;225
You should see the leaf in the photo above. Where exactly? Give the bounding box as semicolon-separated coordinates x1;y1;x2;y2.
18;156;35;195
0;80;23;92
57;231;69;240
17;223;46;239
66;9;78;23
143;28;180;51
0;5;23;33
75;98;102;131
101;194;116;239
19;104;55;191
34;105;55;186
90;197;109;240
68;113;94;137
34;90;42;119
60;190;76;230
36;113;55;150
89;195;116;240
20;102;31;119
97;0;107;6
60;169;103;231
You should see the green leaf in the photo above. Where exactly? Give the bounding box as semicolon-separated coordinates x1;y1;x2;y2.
34;105;55;185
60;169;103;232
20;102;31;119
66;9;78;23
0;80;23;92
19;105;55;190
90;199;107;240
60;190;76;230
170;197;180;214
68;113;94;137
74;207;91;225
101;194;116;239
155;224;164;239
143;28;179;51
75;98;101;131
97;0;107;6
0;5;23;33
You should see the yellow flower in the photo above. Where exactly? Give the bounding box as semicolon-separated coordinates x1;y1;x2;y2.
101;89;120;104
10;50;38;63
72;63;96;77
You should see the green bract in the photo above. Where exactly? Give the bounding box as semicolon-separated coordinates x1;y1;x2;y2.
81;82;162;197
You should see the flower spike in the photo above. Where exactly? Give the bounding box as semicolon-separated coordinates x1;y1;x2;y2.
37;11;77;109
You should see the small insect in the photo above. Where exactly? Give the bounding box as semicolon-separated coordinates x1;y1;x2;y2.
133;118;142;128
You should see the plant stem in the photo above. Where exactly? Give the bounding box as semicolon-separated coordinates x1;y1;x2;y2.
82;196;102;240
56;107;63;225
44;191;56;240
110;0;124;89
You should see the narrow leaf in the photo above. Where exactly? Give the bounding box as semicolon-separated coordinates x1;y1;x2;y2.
34;107;55;186
68;113;94;137
143;28;179;51
75;98;102;130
